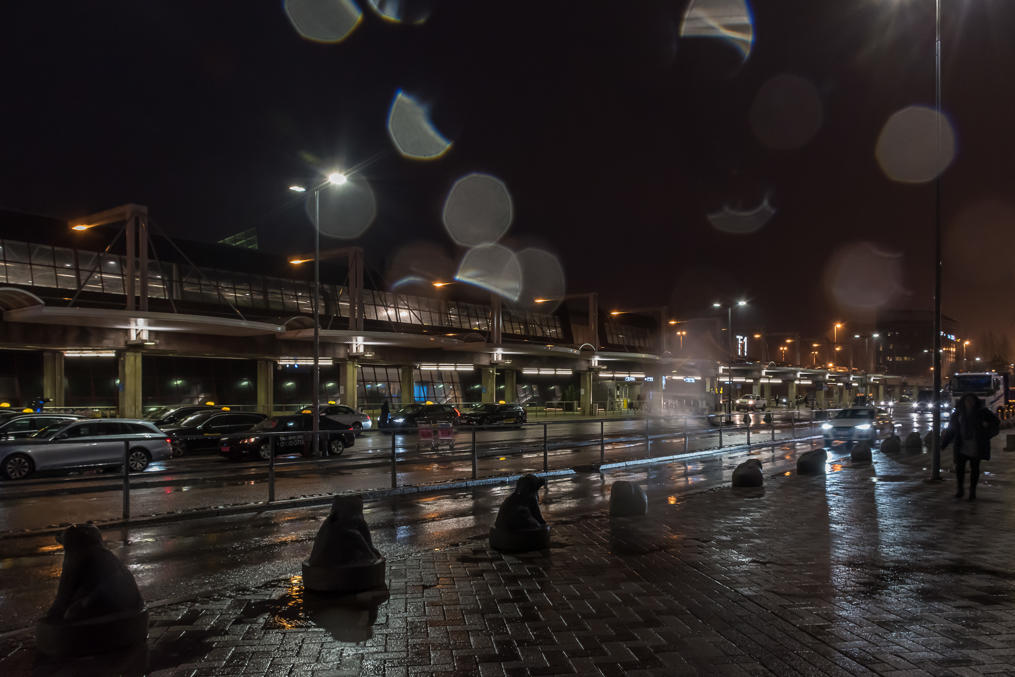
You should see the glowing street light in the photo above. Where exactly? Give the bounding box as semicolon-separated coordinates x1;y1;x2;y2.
288;185;307;193
288;257;313;265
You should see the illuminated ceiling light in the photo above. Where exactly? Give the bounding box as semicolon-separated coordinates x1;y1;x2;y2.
712;303;722;308
327;171;348;186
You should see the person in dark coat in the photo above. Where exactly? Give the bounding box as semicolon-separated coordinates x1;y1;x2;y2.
379;399;390;428
941;393;1000;500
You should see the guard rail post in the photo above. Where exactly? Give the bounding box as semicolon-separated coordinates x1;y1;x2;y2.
746;415;751;445
718;416;723;448
543;423;548;472
390;432;397;489
683;417;689;452
471;427;478;480
268;434;276;503
122;440;130;521
599;420;605;465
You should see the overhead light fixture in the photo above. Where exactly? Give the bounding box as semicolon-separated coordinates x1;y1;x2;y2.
279;357;333;367
63;349;116;358
418;363;474;371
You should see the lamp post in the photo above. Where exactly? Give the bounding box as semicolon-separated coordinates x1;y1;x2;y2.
713;300;747;417
289;172;348;455
930;0;944;481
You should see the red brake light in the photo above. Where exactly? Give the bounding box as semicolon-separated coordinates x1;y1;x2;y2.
165;438;172;444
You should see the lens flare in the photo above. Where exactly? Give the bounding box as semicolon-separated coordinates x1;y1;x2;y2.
750;74;823;150
516;248;565;312
442;173;513;247
386;241;455;291
284;0;362;44
304;178;377;239
387;90;453;161
367;0;430;24
824;242;905;311
707;196;775;234
876;105;956;184
455;244;522;302
680;0;754;59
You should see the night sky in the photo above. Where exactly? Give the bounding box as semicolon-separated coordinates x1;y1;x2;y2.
3;0;1014;341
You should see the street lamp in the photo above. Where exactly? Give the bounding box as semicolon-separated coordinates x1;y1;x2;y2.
288;171;349;455
713;299;748;417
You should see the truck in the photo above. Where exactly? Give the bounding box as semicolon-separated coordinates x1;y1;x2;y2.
948;372;1010;416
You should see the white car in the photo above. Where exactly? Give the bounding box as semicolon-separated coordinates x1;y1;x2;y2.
821;407;893;447
319;404;372;434
735;395;766;411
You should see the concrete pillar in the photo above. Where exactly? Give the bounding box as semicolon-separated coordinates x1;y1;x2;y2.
788;381;797;406
42;351;65;407
580;370;593;416
341;360;359;410
878;383;886;403
400;366;415;405
504;368;517;403
763;380;772;406
816;387;826;409
752;379;761;396
481;367;496;404
256;359;274;416
118;350;142;419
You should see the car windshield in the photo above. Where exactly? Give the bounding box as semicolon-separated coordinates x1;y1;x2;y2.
469;404;497;412
144;406;172;421
952;374;993;393
252;417;283;431
32;422;71;439
178;411;218;427
834;409;875;419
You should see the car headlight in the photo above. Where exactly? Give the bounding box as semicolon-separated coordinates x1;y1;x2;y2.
821;423;833;431
392;417;405;423
854;424;872;430
239;437;257;445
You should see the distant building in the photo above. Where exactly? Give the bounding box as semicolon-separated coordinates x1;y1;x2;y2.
218;228;258;250
875;309;960;380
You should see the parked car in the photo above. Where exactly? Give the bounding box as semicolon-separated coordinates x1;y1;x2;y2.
217;414;355;460
0;419;171;480
314;404;372;433
461;403;526;427
734;395;766;411
146;404;219;427
162;411;267;455
384;403;461;430
0;413;82;440
820;407;893;447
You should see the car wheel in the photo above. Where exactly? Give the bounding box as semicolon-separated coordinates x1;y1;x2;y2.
328;437;345;457
258;441;272;460
2;453;33;480
127;448;151;473
352;422;363;435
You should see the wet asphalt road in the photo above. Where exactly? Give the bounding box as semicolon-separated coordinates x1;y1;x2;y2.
0;437;826;635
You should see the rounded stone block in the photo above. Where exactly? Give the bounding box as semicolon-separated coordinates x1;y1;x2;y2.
796;449;827;475
904;432;924;454
850;441;872;464
609;481;648;517
732;459;764;487
489;525;550;553
302;558;386;593
880;434;901;454
36;608;149;657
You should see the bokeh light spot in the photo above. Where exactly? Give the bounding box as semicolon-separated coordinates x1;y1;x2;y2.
304;177;377;239
876;105;956;184
386;241;455;291
680;0;754;60
367;0;430;24
707;197;775;234
749;74;823;150
284;0;362;44
455;244;522;302
824;242;905;311
387;90;453;161
442;173;513;247
515;248;566;312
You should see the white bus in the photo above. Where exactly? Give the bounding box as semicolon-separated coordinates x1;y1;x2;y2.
949;372;1008;416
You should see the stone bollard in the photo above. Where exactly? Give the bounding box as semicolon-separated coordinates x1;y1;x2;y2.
763;413;773;424
732;459;764;487
880;434;901;454
796;449;827;475
903;432;924;454
36;525;148;657
490;474;550;552
850;441;872;464
302;495;386;593
609;481;648;517
923;431;937;451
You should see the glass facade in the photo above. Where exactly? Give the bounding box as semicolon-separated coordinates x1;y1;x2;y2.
603;319;655;352
0;239;564;340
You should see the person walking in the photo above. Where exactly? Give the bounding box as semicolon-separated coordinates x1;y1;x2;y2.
380;399;390;429
941;393;1000;500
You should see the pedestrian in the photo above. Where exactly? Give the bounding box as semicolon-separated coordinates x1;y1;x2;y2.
941;393;1000;500
380;399;390;428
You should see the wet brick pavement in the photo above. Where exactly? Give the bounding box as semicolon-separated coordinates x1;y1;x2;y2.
6;442;1015;676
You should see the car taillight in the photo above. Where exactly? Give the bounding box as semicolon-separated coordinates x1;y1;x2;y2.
165;438;172;444
453;408;461;416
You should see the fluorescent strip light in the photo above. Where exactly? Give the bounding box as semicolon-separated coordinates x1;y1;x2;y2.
63;350;116;358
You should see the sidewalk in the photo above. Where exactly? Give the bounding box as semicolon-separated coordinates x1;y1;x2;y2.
5;441;1015;676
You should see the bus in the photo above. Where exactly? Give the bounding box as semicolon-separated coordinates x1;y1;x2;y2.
949;372;1009;416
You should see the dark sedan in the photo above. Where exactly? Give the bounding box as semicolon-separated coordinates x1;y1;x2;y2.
217;414;355;460
384;403;461;430
461;403;526;427
162;411;267;455
146;405;219;427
